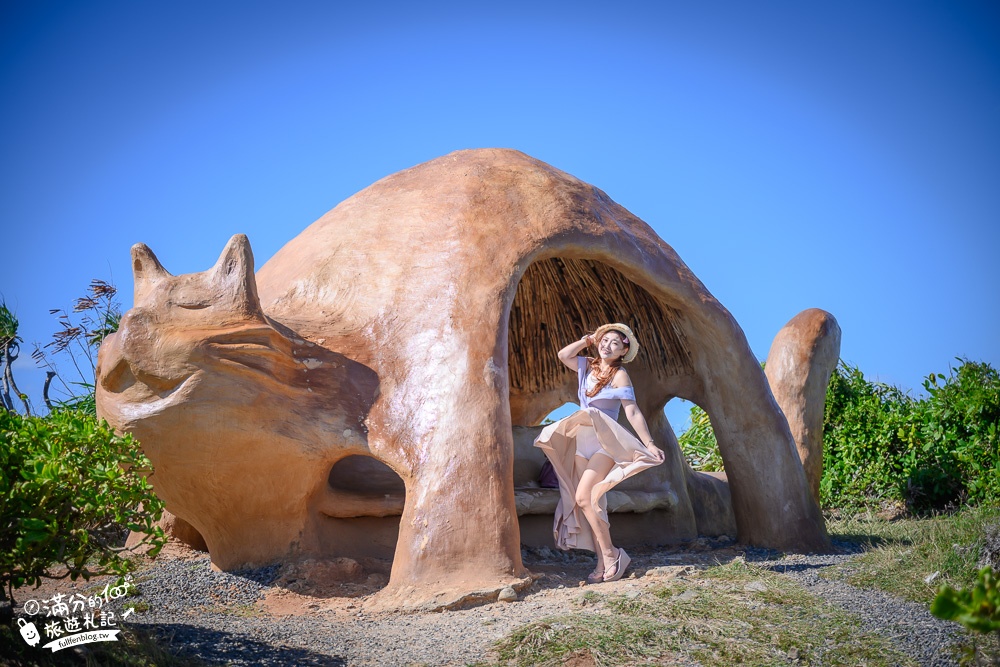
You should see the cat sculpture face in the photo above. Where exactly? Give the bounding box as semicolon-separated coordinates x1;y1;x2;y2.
97;234;378;569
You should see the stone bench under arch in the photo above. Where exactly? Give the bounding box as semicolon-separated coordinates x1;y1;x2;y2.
311;423;731;557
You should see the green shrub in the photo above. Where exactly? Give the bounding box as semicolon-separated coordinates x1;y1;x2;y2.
821;362;920;510
823;359;1000;513
0;409;165;604
931;566;1000;633
917;361;1000;508
677;404;723;472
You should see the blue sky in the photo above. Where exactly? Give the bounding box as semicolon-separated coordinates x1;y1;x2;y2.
2;1;998;428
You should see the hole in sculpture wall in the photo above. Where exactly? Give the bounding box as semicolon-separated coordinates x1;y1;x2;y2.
541;401;579;425
316;455;406;590
328;455;406;497
675;400;724;473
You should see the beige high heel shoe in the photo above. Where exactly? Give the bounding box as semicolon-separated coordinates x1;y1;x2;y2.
602;548;631;582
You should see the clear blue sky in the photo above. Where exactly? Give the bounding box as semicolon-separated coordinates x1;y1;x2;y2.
2;1;998;429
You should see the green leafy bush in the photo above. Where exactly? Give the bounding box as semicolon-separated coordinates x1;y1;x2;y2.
917;361;1000;509
821;362;920;510
0;409;165;604
823;359;1000;513
931;566;1000;633
677;404;723;472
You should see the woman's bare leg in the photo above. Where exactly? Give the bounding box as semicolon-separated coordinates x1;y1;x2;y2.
574;455;606;580
575;452;619;577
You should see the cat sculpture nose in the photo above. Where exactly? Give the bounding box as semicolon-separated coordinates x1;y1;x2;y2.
96;322;132;394
97;308;189;396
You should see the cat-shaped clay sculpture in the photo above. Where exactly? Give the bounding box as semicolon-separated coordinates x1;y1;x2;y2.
97;148;833;610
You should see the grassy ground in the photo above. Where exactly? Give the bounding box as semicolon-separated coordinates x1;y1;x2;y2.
822;504;1000;667
490;505;1000;667
822;504;1000;604
491;558;916;667
5;506;998;666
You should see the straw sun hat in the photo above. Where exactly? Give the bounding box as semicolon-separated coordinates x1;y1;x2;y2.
592;323;639;363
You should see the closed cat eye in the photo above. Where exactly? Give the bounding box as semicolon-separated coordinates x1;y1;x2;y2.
175;301;211;310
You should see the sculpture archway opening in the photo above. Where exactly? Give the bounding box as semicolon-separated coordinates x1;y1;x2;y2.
506;255;721;548
328;455;406;498
673;400;724;473
316;454;405;586
539;401;579;425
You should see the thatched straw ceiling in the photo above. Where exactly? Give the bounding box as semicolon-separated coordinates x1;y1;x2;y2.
508;257;693;396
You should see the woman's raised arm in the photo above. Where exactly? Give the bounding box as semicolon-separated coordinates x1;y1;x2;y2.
557;334;594;371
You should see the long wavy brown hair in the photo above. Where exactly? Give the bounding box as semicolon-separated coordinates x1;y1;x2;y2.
585;331;629;398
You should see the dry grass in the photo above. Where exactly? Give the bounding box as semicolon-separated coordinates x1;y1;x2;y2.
823;504;1000;604
493;558;914;667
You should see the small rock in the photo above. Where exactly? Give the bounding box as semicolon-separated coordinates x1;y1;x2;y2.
787;647;799;660
979;522;1000;570
744;581;767;592
498;586;518;603
645;565;692;579
924;571;940;584
365;573;389;587
673;589;698;601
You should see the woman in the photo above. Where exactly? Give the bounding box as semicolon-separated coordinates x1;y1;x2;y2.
534;323;665;583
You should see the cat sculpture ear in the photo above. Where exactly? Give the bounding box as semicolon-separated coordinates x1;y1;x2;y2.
210;233;265;320
131;243;171;305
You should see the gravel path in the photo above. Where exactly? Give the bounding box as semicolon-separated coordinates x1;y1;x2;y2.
750;548;964;667
13;537;967;666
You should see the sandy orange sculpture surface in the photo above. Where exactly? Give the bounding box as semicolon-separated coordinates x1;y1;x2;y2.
765;309;842;507
97;148;838;609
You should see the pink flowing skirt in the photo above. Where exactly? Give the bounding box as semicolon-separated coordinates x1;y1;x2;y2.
533;407;665;552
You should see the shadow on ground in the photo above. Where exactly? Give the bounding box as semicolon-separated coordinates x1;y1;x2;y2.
827;533;908;550
0;621;346;667
143;623;346;666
